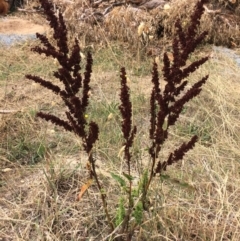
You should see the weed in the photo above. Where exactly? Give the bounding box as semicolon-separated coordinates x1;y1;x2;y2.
25;0;210;240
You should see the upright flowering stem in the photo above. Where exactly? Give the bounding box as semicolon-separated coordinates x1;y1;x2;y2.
26;0;114;232
146;0;209;201
26;0;210;239
119;67;137;237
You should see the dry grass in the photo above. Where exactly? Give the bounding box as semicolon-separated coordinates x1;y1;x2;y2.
154;0;240;48
9;0;240;53
58;0;240;49
1;30;240;241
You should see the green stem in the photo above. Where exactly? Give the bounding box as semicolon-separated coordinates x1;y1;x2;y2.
89;153;115;232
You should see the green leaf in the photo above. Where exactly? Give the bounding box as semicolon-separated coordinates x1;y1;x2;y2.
178;181;195;190
160;174;171;180
110;172;126;187
122;172;134;181
115;197;125;226
131;188;139;198
161;174;195;191
133;201;143;225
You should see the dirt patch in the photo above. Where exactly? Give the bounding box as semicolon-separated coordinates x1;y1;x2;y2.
0;17;46;35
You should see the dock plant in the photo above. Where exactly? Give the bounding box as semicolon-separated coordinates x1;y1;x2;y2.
26;0;209;240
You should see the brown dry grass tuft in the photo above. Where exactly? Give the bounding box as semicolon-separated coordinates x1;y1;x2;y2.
10;0;240;52
156;0;240;48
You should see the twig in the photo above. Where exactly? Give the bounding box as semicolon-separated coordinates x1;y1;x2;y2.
103;2;125;16
203;4;221;14
17;8;42;13
0;110;19;114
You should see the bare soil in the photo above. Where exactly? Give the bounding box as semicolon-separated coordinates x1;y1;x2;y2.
0;17;46;34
